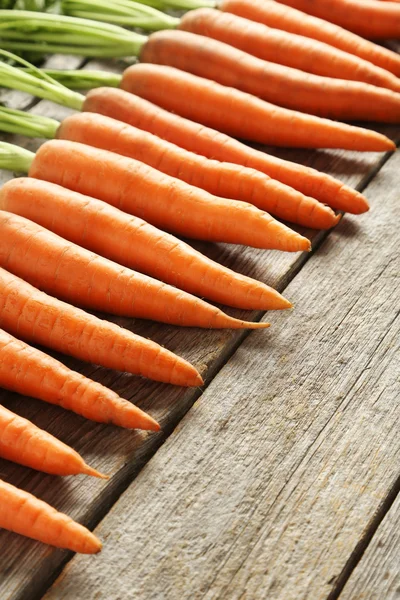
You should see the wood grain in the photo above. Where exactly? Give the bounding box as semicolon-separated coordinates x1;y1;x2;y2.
339;491;400;600
43;149;400;600
0;56;399;600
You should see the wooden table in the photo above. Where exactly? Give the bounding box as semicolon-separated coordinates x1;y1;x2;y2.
0;55;399;600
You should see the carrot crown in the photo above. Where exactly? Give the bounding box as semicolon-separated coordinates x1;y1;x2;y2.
0;9;148;57
0;49;86;110
62;0;181;29
0;142;34;174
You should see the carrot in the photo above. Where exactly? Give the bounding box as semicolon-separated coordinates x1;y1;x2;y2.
0;267;202;387
0;478;101;553
84;87;370;214
274;0;400;40
56;112;339;229
0;19;394;151
218;0;400;76
0;210;272;330
0;327;159;430
120;63;394;151
179;8;400;92
0;104;337;230
0;178;291;311
139;29;400;122
0;403;105;478
57;1;400;91
26;139;310;251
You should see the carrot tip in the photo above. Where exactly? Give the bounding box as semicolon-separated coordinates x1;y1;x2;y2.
82;464;109;480
145;416;161;432
245;321;270;329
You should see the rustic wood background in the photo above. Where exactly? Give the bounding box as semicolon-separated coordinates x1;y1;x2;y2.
0;53;399;600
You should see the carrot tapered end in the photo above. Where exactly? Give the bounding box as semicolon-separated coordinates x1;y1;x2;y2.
138;412;161;432
244;321;271;329
82;464;109;480
337;187;370;214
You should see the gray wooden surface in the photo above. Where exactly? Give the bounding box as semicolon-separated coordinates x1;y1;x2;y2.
42;148;400;600
340;492;400;600
0;55;399;600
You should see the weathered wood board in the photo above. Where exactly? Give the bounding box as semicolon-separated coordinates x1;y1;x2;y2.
42;131;400;600
339;491;400;600
0;55;399;600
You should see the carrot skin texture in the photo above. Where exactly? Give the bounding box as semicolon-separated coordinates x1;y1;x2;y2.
0;178;292;311
0;211;271;330
28;139;308;252
83;87;369;214
57;112;337;230
0;404;104;478
0;267;202;387
0;328;159;431
180;8;400;92
140;30;400;123
120;64;394;151
218;0;400;77
273;0;400;40
0;479;101;553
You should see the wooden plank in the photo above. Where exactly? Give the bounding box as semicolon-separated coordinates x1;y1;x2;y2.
0;57;399;600
43;148;400;600
339;491;400;600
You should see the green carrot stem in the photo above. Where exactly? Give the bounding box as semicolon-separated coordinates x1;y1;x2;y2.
121;0;216;9
0;142;34;173
62;0;180;29
20;68;123;89
0;107;59;139
0;10;147;57
0;49;85;110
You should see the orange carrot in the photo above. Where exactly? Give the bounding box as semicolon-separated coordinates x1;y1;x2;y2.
0;210;272;330
0;478;101;553
139;30;400;122
274;0;400;39
28;139;310;251
0;403;105;477
218;0;400;76
180;8;400;92
0;178;291;311
119;63;394;151
84;87;370;213
0;267;202;387
0;327;159;430
56;112;338;229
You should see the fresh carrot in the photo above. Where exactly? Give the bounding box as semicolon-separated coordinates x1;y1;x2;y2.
59;1;400;91
25;139;310;251
274;0;400;40
0;267;202;387
218;0;400;76
120;64;394;151
0;328;159;430
0;404;105;478
0;210;272;330
0;15;395;149
0;478;101;553
83;87;370;214
179;8;400;92
0;178;291;311
56;112;338;229
3;63;370;212
139;29;400;122
0;104;337;230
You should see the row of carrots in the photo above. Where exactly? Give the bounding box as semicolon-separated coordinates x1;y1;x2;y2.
0;0;399;557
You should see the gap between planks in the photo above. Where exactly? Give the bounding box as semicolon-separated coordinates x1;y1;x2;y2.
0;56;399;600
